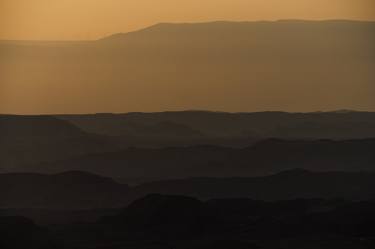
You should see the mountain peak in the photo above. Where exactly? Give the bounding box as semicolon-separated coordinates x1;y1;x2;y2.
98;19;375;41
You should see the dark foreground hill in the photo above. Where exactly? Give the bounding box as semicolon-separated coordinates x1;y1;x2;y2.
100;194;375;240
34;138;375;181
0;215;60;249
19;194;373;249
1;172;374;248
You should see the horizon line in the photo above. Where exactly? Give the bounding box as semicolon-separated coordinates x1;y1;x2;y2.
0;109;372;116
1;18;374;42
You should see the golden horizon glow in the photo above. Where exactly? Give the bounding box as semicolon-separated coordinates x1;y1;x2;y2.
1;0;374;115
1;0;375;40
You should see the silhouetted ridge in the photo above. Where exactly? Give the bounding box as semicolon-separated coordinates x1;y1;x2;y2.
2;20;375;114
188;240;260;249
0;115;84;139
0;216;53;249
102;194;208;238
0;115;118;172
116;194;203;224
2;169;374;210
54;170;117;184
36;138;375;181
59;111;375;139
0;171;129;208
273;168;312;177
98;193;375;245
133;170;375;200
99;20;375;42
3;196;374;248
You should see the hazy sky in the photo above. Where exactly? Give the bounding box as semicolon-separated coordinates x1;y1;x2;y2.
1;0;374;114
1;0;375;40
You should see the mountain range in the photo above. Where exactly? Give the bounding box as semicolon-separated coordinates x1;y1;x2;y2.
2;20;375;249
2;111;375;177
29;138;375;181
1;20;374;113
1;169;374;209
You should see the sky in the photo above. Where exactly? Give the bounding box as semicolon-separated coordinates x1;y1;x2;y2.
1;0;375;40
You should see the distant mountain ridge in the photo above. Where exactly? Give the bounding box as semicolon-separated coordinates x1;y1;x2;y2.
32;138;375;181
132;169;375;201
58;111;375;139
2;111;375;174
0;169;374;209
0;115;118;172
99;20;375;42
0;171;129;208
1;20;374;113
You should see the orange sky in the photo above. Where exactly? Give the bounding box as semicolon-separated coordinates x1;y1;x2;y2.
1;0;375;40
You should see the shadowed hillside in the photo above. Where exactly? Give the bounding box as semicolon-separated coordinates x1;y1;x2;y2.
32;138;375;181
1;172;374;248
0;115;119;172
132;169;375;201
0;170;374;210
0;216;56;249
0;171;130;209
3;112;375;173
55;194;375;249
59;110;375;141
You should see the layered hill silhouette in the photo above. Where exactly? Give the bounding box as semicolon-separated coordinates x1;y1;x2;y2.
58;111;375;139
0;171;129;208
2;194;374;249
59;194;375;249
3;111;375;173
32;138;375;181
0;115;118;172
0;169;374;210
2;20;375;249
1;20;374;113
132;169;375;201
0;216;55;249
101;194;375;239
1;169;374;248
